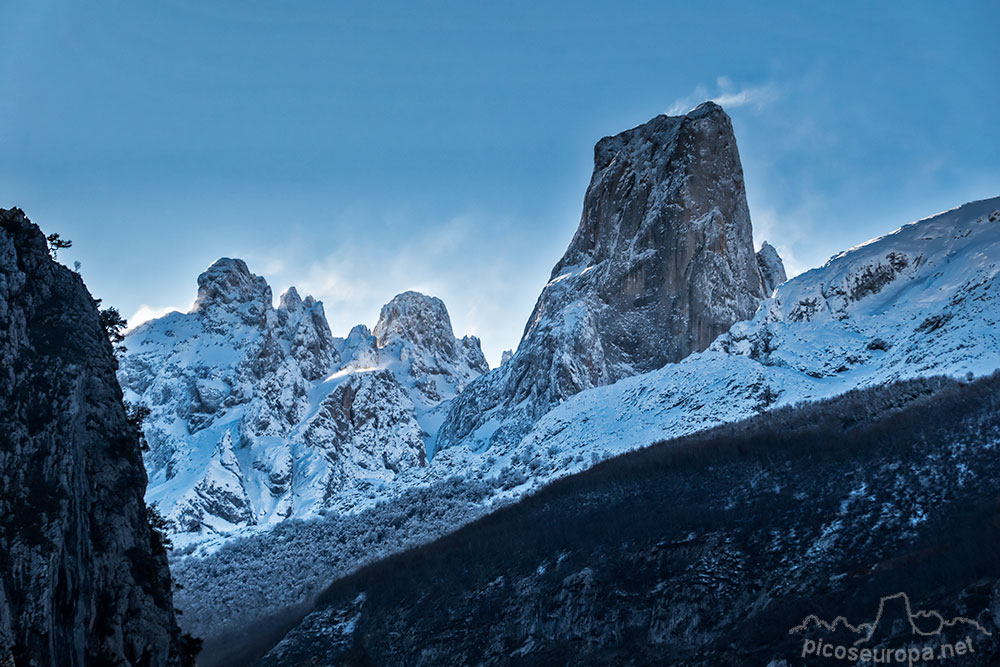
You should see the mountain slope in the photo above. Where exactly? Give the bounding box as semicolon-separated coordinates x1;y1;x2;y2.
485;197;1000;480
163;186;1000;652
258;373;1000;665
0;209;187;666
171;196;1000;658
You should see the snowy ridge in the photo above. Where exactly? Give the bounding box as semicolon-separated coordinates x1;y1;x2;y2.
119;262;488;542
338;197;1000;515
191;196;998;560
489;197;1000;476
169;197;1000;649
121;116;999;558
157;197;1000;657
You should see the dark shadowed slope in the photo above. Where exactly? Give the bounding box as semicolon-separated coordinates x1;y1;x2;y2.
259;373;1000;665
0;209;188;666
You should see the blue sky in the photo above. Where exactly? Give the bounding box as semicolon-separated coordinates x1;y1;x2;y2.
2;1;997;365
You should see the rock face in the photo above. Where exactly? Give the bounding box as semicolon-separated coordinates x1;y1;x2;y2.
0;209;185;666
437;102;768;451
373;292;488;410
498;198;1000;476
756;241;787;295
119;268;487;541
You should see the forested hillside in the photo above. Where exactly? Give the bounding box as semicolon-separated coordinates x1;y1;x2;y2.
258;373;1000;665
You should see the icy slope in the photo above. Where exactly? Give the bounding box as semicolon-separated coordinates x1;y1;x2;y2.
119;262;487;539
486;197;1000;479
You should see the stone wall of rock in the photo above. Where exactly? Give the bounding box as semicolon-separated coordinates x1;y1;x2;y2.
0;208;185;666
438;102;768;450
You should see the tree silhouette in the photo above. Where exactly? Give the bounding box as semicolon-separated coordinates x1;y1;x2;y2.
45;233;72;259
125;401;152;452
95;300;128;344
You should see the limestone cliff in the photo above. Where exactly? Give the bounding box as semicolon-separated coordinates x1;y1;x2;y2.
0;208;187;666
437;102;768;451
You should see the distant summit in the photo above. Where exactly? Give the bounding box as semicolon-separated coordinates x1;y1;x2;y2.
119;265;487;539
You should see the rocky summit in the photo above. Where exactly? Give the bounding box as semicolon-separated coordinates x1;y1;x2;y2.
118;264;488;541
437;102;776;451
756;240;787;295
0;209;186;666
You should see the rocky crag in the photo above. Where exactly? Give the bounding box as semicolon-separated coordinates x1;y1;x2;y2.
437;102;776;451
119;266;488;538
0;209;187;666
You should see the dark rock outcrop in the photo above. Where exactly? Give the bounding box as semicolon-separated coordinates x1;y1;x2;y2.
437;102;767;451
756;241;787;295
0;209;186;666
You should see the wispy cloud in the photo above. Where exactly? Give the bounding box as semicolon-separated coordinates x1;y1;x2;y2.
258;212;557;368
124;208;552;368
127;304;185;331
667;76;780;116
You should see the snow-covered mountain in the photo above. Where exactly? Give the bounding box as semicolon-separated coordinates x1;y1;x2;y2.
437;102;772;453
248;197;1000;665
118;263;487;537
122;101;1000;562
492;197;1000;474
127;103;1000;651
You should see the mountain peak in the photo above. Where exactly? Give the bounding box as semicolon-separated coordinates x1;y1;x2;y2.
757;241;787;294
685;99;725;118
547;101;764;364
278;286;303;313
439;104;767;450
373;291;457;353
592;101;731;175
193;257;272;327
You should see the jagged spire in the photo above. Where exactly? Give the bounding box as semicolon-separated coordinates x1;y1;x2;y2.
439;103;769;450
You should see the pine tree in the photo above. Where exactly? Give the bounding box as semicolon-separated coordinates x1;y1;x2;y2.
95;300;128;344
45;232;72;259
